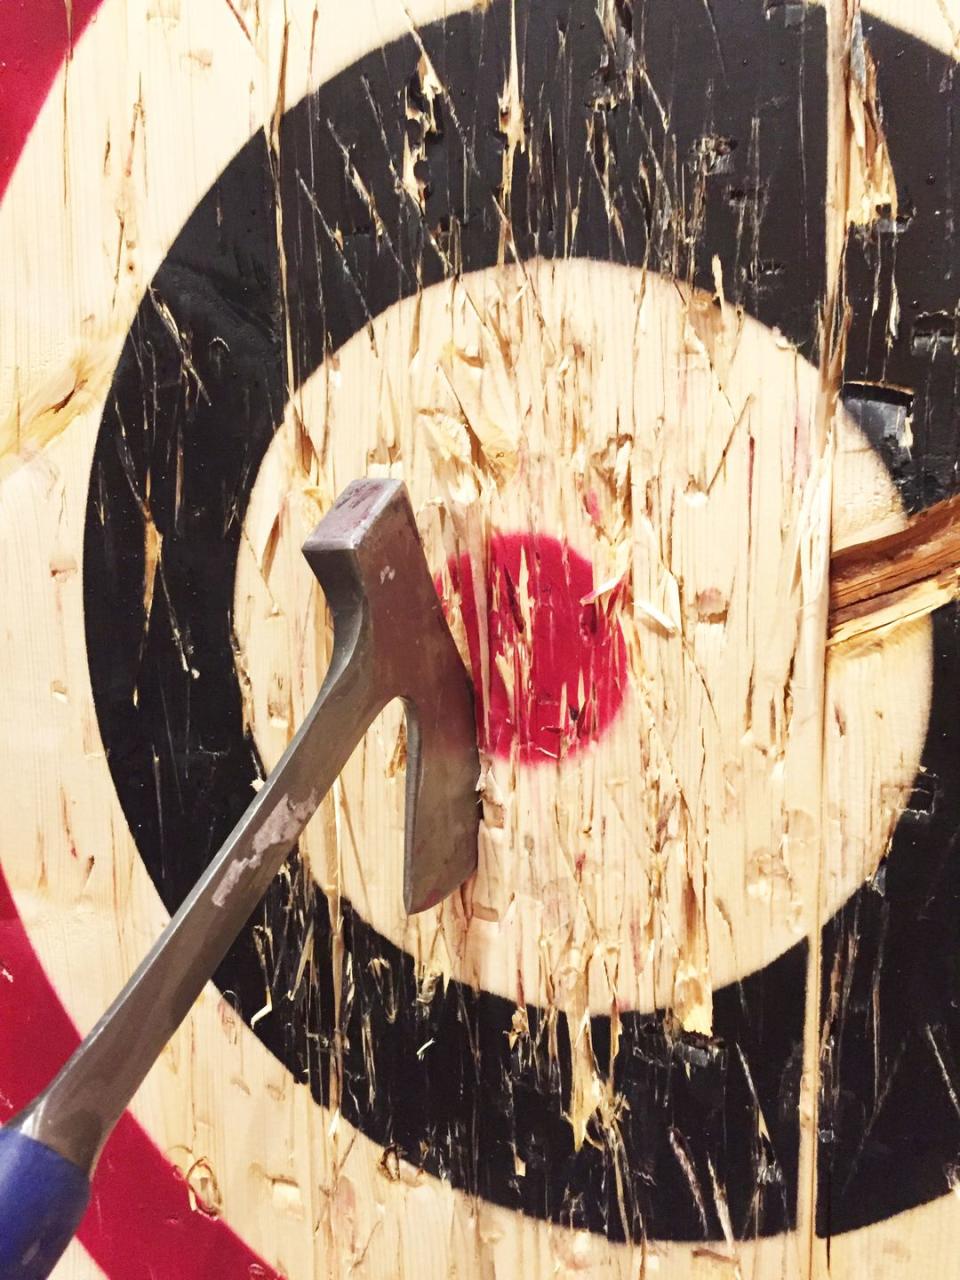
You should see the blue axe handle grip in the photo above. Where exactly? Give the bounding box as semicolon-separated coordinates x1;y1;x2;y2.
0;1127;90;1279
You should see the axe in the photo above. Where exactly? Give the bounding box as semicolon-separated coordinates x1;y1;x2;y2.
0;478;480;1279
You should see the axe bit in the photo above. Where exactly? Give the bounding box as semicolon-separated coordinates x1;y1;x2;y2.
0;478;481;1280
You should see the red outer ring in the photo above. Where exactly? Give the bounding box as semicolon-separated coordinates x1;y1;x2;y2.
0;0;102;199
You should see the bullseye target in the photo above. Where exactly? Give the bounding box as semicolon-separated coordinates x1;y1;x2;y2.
2;1;960;1276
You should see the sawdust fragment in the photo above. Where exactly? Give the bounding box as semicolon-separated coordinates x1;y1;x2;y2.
184;1157;223;1219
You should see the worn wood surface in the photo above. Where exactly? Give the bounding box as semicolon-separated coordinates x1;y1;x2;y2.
1;1;959;1276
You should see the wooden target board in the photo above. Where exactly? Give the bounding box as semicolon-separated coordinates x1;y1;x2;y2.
2;0;960;1275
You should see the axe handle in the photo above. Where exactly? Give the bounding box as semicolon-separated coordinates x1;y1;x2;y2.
0;640;379;1276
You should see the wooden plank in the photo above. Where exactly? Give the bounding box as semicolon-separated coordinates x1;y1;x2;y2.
0;2;957;1277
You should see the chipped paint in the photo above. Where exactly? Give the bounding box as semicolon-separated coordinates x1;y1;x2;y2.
845;10;899;226
212;791;318;907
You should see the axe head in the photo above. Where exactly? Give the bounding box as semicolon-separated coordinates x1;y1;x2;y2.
302;478;480;913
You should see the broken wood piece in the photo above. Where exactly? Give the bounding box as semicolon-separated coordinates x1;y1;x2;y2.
829;490;960;640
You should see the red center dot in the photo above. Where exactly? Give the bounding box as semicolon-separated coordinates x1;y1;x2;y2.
443;532;627;764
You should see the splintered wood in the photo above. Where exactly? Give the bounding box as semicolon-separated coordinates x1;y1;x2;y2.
1;0;959;1278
